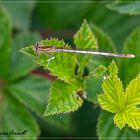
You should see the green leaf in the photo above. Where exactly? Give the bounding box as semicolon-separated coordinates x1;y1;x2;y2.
0;7;11;80
2;1;35;30
114;107;140;130
98;61;140;130
19;45;37;58
98;61;124;113
121;27;140;86
125;73;140;106
20;38;77;83
10;32;41;81
7;75;51;115
44;80;83;116
74;20;98;50
108;60;118;77
41;39;77;83
47;50;76;83
97;111;140;140
74;20;98;76
0;93;40;140
107;2;140;16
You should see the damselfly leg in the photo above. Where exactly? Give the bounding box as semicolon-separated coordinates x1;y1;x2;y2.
46;55;55;66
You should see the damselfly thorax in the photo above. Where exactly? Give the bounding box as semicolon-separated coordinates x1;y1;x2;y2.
35;43;56;52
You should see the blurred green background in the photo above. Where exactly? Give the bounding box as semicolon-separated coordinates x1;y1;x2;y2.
0;1;140;140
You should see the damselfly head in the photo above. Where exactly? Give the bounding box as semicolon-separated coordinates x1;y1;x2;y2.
34;42;39;53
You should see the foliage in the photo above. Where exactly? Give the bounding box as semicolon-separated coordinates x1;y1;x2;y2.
20;20;105;116
21;17;140;134
96;25;140;139
1;1;140;140
98;61;140;130
0;7;51;140
44;80;83;116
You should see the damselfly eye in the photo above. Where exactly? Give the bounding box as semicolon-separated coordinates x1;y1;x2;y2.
34;42;39;53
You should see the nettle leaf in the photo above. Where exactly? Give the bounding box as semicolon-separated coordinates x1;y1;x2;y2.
20;38;77;83
0;7;11;80
114;107;140;130
20;45;37;58
74;20;98;76
98;61;140;130
40;39;77;83
20;38;84;116
107;2;140;16
98;61;124;113
74;20;98;50
108;60;118;77
44;80;83;116
40;38;65;47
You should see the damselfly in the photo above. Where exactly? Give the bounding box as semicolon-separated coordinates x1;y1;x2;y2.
34;43;135;59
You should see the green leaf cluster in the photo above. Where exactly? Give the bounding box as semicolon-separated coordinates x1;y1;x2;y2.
97;25;140;139
20;20;107;116
0;6;53;140
2;1;140;139
98;61;140;130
